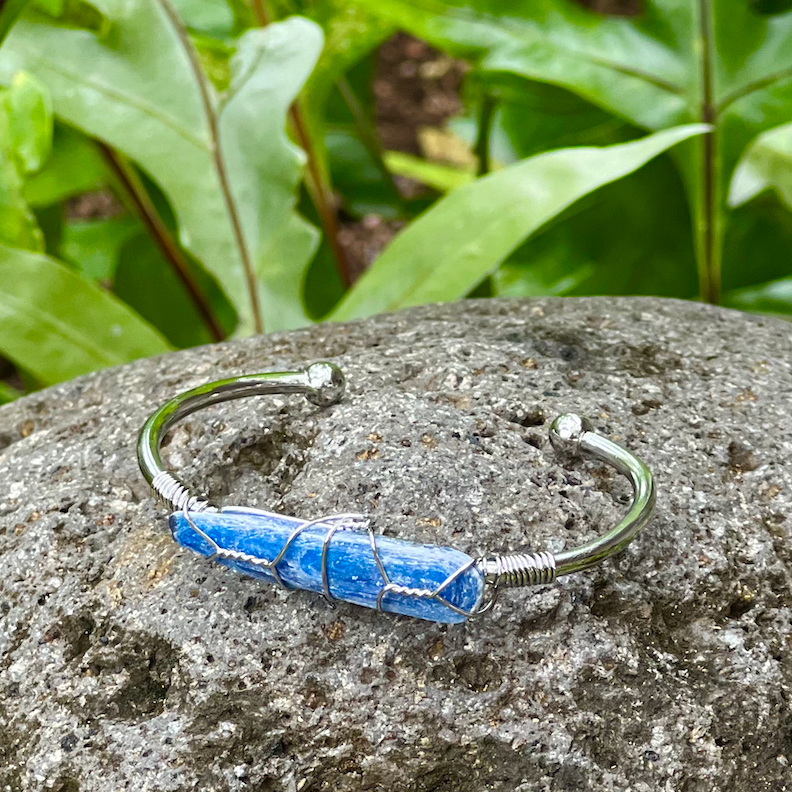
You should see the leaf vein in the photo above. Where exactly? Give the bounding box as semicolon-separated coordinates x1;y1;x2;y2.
32;57;211;152
0;290;126;371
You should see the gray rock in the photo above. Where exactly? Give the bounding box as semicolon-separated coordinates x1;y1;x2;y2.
1;297;791;792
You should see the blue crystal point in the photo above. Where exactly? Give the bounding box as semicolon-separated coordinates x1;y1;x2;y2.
169;508;484;624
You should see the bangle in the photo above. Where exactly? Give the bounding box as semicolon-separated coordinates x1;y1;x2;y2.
137;362;656;625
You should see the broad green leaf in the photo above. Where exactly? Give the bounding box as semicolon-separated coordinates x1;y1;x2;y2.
0;243;171;385
0;0;29;43
729;122;792;209
23;122;106;207
33;201;61;253
496;258;593;298
331;125;708;319
384;150;474;193
0;7;323;334
351;0;792;302
60;215;140;281
220;21;322;331
485;76;637;160
3;71;51;172
31;0;107;30
720;195;792;292
0;86;41;250
171;0;233;36
495;154;698;300
192;34;233;92
113;231;218;347
326;128;404;216
724;277;792;318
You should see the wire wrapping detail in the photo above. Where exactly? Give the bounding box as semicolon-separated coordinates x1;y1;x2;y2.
484;551;557;588
151;471;210;514
139;363;657;621
175;506;488;620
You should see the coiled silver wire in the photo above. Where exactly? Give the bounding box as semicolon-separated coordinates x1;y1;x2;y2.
479;550;556;588
151;471;210;514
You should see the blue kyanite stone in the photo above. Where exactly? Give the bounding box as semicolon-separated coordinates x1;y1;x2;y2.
169;508;484;624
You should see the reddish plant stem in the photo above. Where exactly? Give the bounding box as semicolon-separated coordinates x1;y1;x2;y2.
158;0;264;334
100;142;226;342
251;0;352;288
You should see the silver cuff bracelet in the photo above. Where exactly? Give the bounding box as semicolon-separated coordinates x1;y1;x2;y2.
138;362;656;624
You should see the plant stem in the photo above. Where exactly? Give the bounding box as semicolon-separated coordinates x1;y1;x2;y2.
289;103;352;287
338;76;403;204
100;142;226;343
474;92;496;177
158;0;264;334
697;0;720;305
251;0;352;288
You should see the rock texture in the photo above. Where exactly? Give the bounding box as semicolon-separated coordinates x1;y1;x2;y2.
1;297;792;792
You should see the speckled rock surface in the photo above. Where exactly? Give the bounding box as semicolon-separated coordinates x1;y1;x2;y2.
2;297;792;792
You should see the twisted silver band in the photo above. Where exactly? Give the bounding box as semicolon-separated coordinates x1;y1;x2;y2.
137;362;656;615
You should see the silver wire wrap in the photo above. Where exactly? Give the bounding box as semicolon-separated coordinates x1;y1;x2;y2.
180;507;489;619
150;471;210;514
138;363;657;618
483;551;557;588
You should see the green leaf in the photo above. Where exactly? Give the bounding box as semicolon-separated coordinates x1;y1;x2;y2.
171;0;233;36
0;243;171;386
33;201;62;254
302;0;395;181
0;89;41;250
302;229;345;320
384;150;474;193
724;277;792;318
331;125;708;320
0;70;52;251
484;76;637;160
750;0;792;14
23;122;106;207
192;33;233;92
496;257;593;298
720;195;792;293
326;127;404;216
351;0;792;303
495;154;698;300
60;215;140;281
30;0;107;29
0;380;22;403
729;122;792;209
220;20;323;331
0;0;30;44
305;1;393;105
350;0;688;128
0;7;324;334
3;71;51;173
113;231;218;347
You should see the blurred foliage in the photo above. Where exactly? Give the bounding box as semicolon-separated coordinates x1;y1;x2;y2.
0;0;791;398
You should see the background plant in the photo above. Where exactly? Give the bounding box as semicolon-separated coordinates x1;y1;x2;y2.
0;0;790;401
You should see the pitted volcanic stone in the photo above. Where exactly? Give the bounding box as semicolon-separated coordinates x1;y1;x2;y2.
1;297;791;792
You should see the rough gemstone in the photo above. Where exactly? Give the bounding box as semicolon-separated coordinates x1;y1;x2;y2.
169;508;484;623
